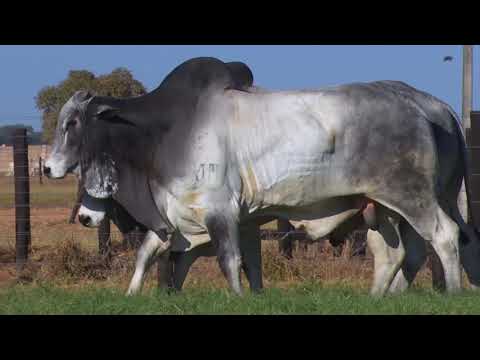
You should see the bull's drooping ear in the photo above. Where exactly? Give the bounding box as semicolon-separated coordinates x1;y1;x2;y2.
95;105;119;120
95;105;137;127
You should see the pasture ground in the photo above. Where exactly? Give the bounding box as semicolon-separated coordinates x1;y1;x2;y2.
0;175;479;314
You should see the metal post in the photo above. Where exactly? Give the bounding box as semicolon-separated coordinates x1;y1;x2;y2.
12;128;31;273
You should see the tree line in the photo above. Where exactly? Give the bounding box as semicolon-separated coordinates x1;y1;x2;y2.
35;68;147;143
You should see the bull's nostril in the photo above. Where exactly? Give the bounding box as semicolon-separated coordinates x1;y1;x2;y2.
43;166;51;175
78;214;91;226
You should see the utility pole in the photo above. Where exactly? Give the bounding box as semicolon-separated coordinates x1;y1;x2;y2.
462;45;473;132
461;45;474;224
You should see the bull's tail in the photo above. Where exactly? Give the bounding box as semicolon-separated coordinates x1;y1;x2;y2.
448;106;478;239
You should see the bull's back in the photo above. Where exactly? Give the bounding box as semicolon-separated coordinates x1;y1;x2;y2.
227;85;440;209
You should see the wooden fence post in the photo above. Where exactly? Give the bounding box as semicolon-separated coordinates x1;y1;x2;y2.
69;177;85;224
277;219;294;259
38;157;43;185
12;128;31;273
467;111;480;229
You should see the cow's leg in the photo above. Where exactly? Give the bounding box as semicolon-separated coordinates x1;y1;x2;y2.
458;230;480;290
429;204;480;291
425;207;461;292
171;243;217;290
170;249;201;291
156;249;173;290
170;251;197;291
447;197;480;289
367;208;405;297
403;206;461;292
388;222;427;293
430;245;447;292
371;192;462;293
126;230;170;296
239;223;263;293
205;213;243;296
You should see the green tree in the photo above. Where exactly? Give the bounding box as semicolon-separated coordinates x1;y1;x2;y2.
35;68;147;143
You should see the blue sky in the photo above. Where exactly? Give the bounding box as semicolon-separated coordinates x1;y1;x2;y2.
0;45;478;131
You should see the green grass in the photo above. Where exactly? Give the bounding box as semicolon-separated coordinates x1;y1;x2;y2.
2;282;480;315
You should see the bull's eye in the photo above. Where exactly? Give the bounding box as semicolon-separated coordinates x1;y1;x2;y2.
66;119;77;130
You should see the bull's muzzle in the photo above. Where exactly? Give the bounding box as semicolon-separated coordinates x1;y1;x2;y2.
78;214;92;227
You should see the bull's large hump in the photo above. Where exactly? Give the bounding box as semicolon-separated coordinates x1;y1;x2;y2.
225;62;254;91
159;57;236;92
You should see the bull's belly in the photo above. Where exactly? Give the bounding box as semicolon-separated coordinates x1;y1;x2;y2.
240;159;359;212
248;195;359;220
246;196;364;240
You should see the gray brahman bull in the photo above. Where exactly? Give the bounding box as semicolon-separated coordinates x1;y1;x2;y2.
47;57;480;296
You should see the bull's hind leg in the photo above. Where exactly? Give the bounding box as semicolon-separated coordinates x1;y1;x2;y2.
427;207;462;292
126;230;171;296
448;197;480;289
388;222;427;293
367;207;405;296
373;197;462;293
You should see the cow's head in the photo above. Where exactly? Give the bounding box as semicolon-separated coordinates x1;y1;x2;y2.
44;90;93;179
78;192;148;233
78;192;111;227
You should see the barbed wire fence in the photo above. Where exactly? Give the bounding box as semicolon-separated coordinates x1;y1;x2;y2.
0;129;117;273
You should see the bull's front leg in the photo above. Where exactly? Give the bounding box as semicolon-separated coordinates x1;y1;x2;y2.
239;222;263;293
127;230;171;296
156;250;174;290
169;244;214;291
205;212;243;296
